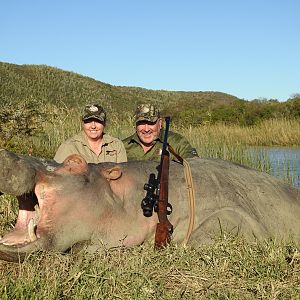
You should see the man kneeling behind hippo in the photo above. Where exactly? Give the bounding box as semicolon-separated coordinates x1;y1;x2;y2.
122;103;199;162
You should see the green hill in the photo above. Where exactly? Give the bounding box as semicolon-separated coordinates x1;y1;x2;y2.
0;61;299;127
0;61;239;117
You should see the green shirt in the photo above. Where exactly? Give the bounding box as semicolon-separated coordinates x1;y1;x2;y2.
54;131;127;164
122;130;198;162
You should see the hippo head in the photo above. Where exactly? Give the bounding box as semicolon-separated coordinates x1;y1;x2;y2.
0;150;127;262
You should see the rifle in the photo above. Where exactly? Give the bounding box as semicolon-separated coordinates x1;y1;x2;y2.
141;116;173;249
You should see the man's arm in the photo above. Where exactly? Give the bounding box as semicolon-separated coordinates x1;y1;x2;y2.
168;132;198;160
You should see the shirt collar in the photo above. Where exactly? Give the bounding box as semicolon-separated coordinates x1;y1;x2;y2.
102;133;115;146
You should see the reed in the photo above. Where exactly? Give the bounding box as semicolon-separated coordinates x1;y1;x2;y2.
36;115;300;155
4;110;299;186
178;118;300;149
177;119;300;186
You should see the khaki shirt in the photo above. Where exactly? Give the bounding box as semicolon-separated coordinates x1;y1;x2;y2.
122;130;198;162
54;131;127;164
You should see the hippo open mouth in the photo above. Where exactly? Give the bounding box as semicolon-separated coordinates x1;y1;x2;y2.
0;150;55;260
0;190;48;262
0;193;42;247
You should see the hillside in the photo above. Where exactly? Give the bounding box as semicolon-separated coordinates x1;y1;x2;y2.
0;61;299;126
0;61;239;116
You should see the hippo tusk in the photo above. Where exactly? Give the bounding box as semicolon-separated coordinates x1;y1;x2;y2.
34;204;40;224
28;219;37;242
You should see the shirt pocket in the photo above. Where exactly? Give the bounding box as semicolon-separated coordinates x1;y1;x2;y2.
106;150;117;161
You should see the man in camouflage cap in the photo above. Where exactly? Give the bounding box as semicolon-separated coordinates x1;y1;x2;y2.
54;103;127;164
134;104;161;123
122;103;198;162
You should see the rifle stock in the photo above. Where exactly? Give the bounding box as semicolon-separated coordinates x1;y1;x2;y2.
154;117;173;249
154;152;173;249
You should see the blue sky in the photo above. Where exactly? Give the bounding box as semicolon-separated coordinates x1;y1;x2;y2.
1;0;299;101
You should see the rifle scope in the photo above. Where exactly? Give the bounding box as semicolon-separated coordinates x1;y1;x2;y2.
141;173;158;217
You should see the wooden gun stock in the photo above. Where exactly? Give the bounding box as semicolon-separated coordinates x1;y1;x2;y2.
154;152;173;249
154;116;173;249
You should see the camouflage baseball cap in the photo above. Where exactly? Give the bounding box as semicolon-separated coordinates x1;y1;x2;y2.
134;104;160;123
82;104;106;122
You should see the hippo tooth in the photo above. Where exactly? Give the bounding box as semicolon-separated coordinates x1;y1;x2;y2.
34;204;40;223
28;218;37;242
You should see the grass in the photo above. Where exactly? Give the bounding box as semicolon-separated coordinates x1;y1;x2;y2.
33;116;300;156
0;116;300;299
0;235;299;299
177;119;300;186
180;118;300;149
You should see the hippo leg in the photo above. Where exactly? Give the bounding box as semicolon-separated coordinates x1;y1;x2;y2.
191;208;268;244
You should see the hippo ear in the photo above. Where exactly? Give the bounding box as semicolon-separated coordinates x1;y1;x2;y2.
102;166;122;181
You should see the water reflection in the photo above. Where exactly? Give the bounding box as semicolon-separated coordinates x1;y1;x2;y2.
247;147;300;187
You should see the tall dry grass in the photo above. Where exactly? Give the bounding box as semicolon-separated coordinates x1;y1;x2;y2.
36;116;300;159
179;118;300;151
29;116;299;185
2;111;297;186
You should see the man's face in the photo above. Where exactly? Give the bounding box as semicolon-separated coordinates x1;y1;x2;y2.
136;118;162;146
83;118;105;140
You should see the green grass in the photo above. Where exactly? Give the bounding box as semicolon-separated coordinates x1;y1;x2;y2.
0;235;299;299
1;116;300;299
1;119;300;299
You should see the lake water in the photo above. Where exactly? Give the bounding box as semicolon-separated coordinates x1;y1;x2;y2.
247;147;300;187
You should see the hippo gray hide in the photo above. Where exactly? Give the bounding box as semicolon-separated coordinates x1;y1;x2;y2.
0;149;299;262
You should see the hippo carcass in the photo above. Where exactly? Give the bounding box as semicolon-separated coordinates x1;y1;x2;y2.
0;149;299;262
